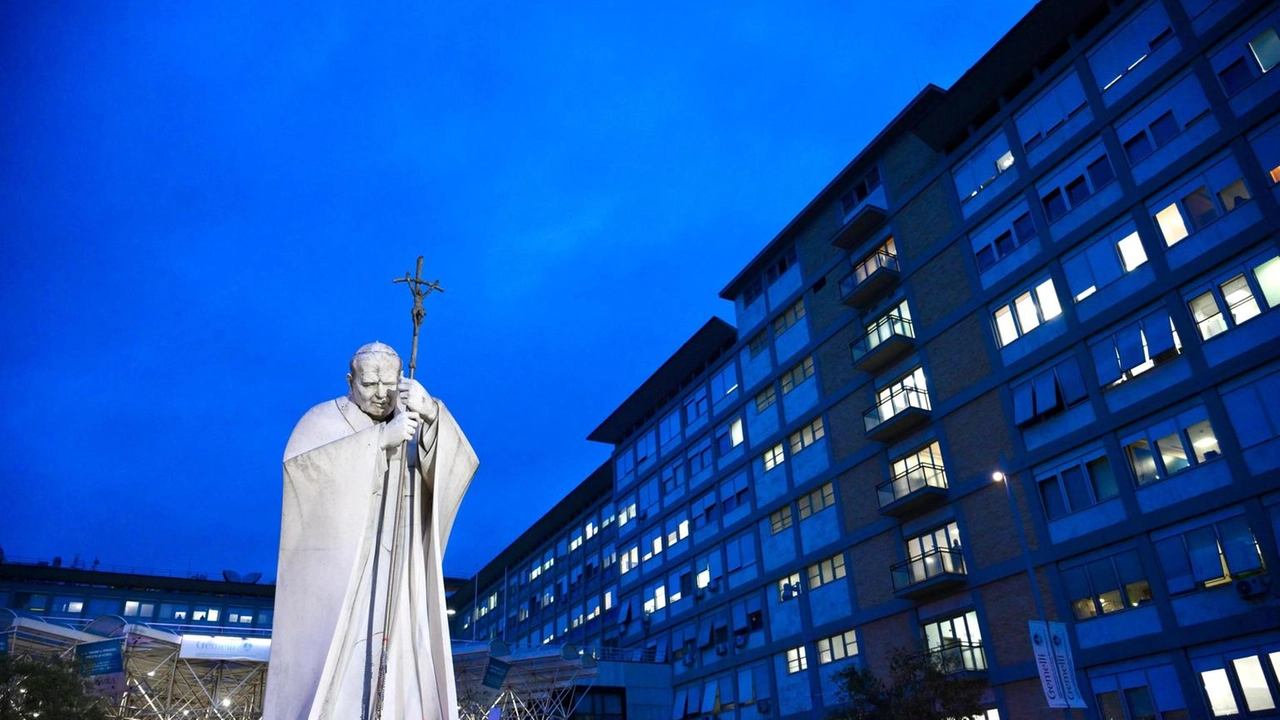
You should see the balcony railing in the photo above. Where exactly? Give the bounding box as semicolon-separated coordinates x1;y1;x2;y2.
891;548;967;593
839;250;900;308
926;641;988;674
877;461;948;512
852;313;915;371
863;385;931;441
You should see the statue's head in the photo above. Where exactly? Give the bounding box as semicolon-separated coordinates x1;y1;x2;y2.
347;342;402;421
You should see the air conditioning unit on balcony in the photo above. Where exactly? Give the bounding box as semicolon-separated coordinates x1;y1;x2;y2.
695;587;706;601
708;578;721;593
733;634;748;649
715;642;728;656
642;612;652;625
756;699;772;715
1236;575;1272;598
682;653;696;666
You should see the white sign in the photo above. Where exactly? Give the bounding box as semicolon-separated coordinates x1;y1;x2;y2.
180;635;271;662
1029;621;1086;709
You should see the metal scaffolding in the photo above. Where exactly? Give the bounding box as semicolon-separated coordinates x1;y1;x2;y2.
453;640;600;720
3;611;608;720
0;610;266;719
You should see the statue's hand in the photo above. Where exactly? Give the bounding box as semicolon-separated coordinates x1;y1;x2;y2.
399;377;439;425
381;410;421;449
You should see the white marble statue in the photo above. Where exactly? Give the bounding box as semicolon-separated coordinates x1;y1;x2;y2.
264;342;478;720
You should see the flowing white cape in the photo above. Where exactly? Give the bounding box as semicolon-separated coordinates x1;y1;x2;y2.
264;396;477;720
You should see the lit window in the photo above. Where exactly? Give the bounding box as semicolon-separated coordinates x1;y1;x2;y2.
992;277;1062;347
851;237;897;285
901;523;965;587
797;482;835;519
769;506;793;535
952;132;1015;203
715;417;745;455
1061;549;1152;620
1185;254;1278;340
1122;407;1221;486
1090;308;1182;387
817;629;859;664
785;646;808;674
1153;203;1189;246
1062;222;1148;302
1250;27;1280;72
788;417;825;455
777;573;802;603
882;442;947;506
762;443;785;472
1248;121;1280;184
754;385;777;413
772;299;807;337
1156;515;1265;594
922;611;985;673
806;553;846;589
1148;158;1252;247
780;356;815;394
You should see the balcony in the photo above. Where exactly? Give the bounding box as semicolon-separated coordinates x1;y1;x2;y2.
863;385;931;442
851;313;915;372
839;251;900;309
876;462;948;517
891;548;967;600
926;641;988;676
831;203;888;249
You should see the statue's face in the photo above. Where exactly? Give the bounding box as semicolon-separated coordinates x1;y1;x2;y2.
347;355;400;421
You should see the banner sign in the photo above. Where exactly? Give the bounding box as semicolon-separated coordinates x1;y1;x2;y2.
481;658;511;690
76;639;126;698
179;635;271;662
1047;621;1086;708
1029;621;1086;709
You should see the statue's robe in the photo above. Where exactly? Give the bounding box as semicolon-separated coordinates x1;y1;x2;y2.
263;395;478;720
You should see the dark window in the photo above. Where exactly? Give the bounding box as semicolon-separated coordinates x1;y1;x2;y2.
995;231;1016;258
1148;26;1174;50
1124;132;1154;164
1149;110;1179;147
1043;188;1068;221
1181;186;1218;230
1040;476;1068;520
1067;176;1091;206
1013;212;1036;242
1218;57;1253;96
975;245;997;272
1087;156;1116;189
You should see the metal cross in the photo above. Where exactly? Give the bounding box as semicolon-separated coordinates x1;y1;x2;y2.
392;256;444;380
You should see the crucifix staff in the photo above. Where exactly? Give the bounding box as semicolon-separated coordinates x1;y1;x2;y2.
369;256;444;720
392;256;445;380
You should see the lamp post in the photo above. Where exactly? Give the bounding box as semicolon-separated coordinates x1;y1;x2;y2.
993;470;1078;717
992;471;1048;622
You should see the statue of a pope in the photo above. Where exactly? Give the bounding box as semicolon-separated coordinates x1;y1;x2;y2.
264;342;478;720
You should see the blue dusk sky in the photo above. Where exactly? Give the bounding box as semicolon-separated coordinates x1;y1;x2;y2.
0;0;1036;580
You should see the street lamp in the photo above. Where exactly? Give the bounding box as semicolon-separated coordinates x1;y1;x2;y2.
992;469;1046;619
994;469;1078;717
